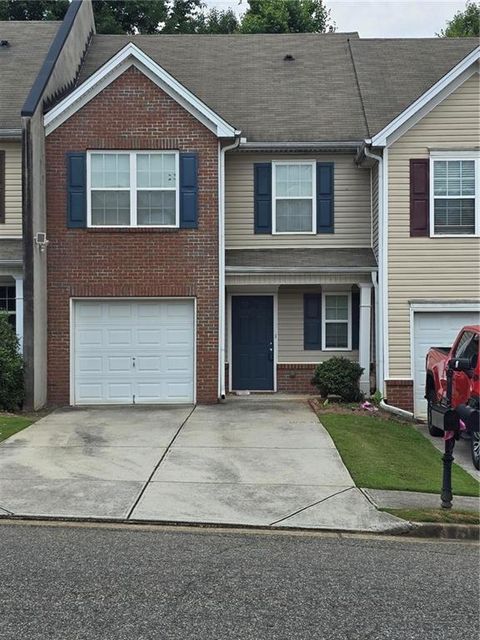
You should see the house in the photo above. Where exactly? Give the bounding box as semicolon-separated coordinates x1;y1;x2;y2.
0;20;62;350
0;0;94;409
22;2;479;416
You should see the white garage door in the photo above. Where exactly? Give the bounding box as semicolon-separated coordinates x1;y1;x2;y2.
73;299;195;405
413;310;480;417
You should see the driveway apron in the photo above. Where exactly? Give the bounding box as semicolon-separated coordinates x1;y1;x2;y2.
0;400;405;532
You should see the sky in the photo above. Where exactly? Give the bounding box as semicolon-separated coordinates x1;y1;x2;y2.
205;0;471;38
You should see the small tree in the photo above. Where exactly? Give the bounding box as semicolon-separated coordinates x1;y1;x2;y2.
438;1;479;37
312;357;364;402
0;312;24;411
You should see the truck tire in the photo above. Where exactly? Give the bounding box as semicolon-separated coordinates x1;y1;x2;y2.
471;431;480;470
427;391;443;437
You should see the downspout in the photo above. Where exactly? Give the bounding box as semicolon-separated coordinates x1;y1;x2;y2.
364;148;384;398
365;147;413;418
218;135;241;400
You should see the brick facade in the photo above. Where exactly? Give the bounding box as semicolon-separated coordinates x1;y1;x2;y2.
385;379;414;413
46;67;219;405
277;364;317;394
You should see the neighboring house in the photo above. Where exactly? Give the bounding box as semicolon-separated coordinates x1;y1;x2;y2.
353;39;480;417
0;21;62;348
24;2;479;415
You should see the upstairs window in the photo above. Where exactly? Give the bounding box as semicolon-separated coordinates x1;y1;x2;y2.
431;156;478;236
88;151;179;227
273;162;316;234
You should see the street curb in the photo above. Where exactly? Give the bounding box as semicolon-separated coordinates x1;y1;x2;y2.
406;522;480;540
1;513;478;540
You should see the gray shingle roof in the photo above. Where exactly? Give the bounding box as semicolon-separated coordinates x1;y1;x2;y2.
226;248;377;270
350;37;479;137
0;21;60;131
75;33;478;142
77;33;368;142
0;239;22;264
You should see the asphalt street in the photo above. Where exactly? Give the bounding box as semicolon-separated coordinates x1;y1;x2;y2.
0;522;478;640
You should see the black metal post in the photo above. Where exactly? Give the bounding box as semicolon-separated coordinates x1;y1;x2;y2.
441;435;455;509
441;366;456;509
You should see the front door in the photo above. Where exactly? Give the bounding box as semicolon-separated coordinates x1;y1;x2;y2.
232;296;274;391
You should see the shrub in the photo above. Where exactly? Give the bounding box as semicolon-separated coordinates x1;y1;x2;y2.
312;357;364;402
0;312;24;410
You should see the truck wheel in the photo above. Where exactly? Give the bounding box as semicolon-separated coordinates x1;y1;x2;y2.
427;392;443;437
471;431;480;470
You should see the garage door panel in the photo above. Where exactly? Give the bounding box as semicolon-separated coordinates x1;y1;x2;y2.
413;310;480;417
74;300;195;405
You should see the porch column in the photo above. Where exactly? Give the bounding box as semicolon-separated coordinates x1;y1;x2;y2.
14;275;23;353
358;282;372;396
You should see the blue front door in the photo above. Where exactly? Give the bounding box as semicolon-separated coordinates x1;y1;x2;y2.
232;296;274;391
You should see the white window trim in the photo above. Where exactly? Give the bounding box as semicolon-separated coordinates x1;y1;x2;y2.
322;291;352;351
429;152;479;238
87;150;180;229
272;160;316;235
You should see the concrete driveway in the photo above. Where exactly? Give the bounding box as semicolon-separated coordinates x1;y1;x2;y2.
0;400;405;533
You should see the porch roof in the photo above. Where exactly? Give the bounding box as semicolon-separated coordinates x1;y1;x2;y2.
0;239;23;266
225;248;377;273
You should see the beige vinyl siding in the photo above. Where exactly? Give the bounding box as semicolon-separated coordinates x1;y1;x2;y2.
0;142;22;237
371;163;379;260
225;152;371;248
387;72;480;378
278;287;358;363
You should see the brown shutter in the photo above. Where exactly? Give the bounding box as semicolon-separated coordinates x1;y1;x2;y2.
410;159;429;237
0;150;5;223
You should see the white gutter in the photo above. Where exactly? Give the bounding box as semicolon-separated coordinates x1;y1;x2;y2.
218;136;241;399
364;147;385;397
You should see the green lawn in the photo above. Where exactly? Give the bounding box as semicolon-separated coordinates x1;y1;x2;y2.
320;413;480;497
382;508;479;526
0;415;33;443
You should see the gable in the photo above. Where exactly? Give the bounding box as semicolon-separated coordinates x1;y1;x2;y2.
391;72;479;150
370;48;479;147
44;43;239;138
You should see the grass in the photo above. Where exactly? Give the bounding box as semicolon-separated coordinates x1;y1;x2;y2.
0;415;33;443
382;507;479;526
319;413;480;497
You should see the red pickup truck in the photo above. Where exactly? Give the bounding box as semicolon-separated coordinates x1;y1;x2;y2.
425;325;480;469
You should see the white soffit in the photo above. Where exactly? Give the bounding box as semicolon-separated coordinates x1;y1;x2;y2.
370;47;480;148
44;42;239;138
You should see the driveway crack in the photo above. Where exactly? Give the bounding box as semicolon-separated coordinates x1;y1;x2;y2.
126;405;196;519
0;503;14;516
269;486;355;526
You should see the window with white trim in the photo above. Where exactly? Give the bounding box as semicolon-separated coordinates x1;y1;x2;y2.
432;157;478;236
322;292;351;350
0;285;16;329
273;162;316;233
88;151;179;227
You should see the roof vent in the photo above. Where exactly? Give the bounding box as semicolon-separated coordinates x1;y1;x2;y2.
283;54;295;61
0;40;10;47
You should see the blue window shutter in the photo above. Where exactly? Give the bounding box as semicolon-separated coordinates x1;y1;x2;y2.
180;152;198;228
67;152;86;228
317;162;334;233
352;289;360;350
254;163;272;234
304;293;322;350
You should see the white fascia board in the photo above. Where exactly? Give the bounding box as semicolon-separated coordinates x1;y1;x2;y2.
44;42;239;138
370;47;480;148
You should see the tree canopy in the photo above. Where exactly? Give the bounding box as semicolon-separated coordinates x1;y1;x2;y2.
438;1;479;37
0;0;334;35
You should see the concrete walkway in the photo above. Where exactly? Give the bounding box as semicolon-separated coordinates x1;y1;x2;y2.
0;400;407;533
364;488;479;511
